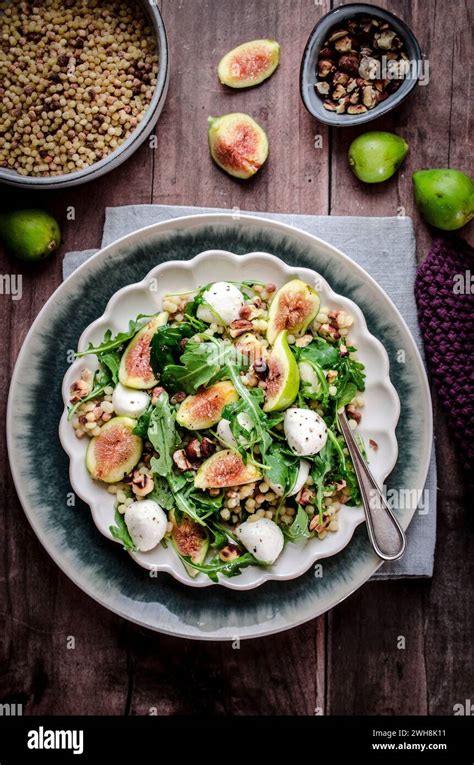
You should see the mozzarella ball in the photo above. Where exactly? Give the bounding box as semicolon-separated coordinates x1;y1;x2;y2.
284;407;328;456
124;500;167;552
216;412;254;447
112;382;150;419
290;459;311;495
196;282;244;325
236;518;284;565
268;459;311;497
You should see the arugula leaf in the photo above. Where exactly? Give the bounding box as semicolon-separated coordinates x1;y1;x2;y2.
190;489;223;511
162;339;247;394
337;347;366;392
147;393;177;476
75;314;154;358
265;445;299;496
109;510;136;551
336;381;357;409
132;404;153;438
148;475;175;510
283;505;312;543
100;351;121;384
176;550;260;582
296;337;339;369
150;323;196;374
166;472;212;526
311;439;335;522
221;387;266;451
207;523;228;549
225;362;272;459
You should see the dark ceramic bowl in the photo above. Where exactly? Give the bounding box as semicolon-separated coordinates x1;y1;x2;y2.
300;3;422;127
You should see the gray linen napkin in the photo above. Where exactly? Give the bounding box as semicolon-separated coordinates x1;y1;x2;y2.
64;204;437;579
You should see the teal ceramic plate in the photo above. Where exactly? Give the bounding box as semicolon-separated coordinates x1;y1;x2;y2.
7;214;432;639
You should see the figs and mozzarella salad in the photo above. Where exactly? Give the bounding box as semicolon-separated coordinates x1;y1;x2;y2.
68;276;366;582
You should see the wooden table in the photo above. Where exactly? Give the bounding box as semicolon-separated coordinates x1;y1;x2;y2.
1;0;472;716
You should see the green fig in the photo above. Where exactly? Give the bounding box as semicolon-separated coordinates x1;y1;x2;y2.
263;331;300;412
0;208;61;261
413;169;474;230
348;131;409;183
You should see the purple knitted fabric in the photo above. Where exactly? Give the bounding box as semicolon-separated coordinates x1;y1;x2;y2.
415;237;474;472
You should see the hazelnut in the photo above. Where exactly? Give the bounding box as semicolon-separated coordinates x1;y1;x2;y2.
184;438;202;462
359;19;374;36
362;85;378;108
328;28;348;43
347;104;368;114
218;544;241;562
170;391;186;404
358;56;379;80
332;83;347;100
338;54;360;76
173;449;192;471
323;100;338;112
334;35;353;53
315;81;330;96
349;89;360;104
346;78;359;93
335;97;350;114
296;487;315;506
318;46;334;59
318;59;336;78
333;71;349;86
69;379;90;403
229;319;254;338
184;436;215;462
374;30;397;49
131;472;154;497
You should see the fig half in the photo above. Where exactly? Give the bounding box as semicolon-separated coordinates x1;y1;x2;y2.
176;381;238;430
170;510;209;578
119;312;168;390
263;331;300;412
86;416;143;483
267;279;320;345
194;449;261;489
218;39;280;89
208;113;269;179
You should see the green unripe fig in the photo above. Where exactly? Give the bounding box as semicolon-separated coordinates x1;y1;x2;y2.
412;169;474;230
348;131;409;183
0;209;61;262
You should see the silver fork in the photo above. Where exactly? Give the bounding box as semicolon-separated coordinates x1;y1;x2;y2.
338;412;406;561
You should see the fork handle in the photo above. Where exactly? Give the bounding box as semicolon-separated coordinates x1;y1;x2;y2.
338;413;406;561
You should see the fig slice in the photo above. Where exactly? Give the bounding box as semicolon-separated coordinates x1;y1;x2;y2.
119;312;168;390
267;279;320;345
86;416;143;483
263;330;300;413
169;510;209;578
208;113;269;179
194;450;261;489
176;381;238;430
218;39;280;89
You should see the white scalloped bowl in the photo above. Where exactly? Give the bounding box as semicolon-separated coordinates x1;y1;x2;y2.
59;250;400;590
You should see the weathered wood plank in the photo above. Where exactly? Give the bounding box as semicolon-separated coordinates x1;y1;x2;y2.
326;0;472;715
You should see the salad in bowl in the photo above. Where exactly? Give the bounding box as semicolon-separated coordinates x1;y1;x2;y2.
65;271;369;583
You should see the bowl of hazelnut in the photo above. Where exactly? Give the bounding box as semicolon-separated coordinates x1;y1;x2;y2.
300;3;422;126
0;0;169;188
